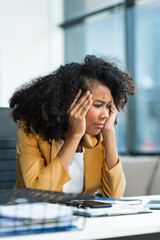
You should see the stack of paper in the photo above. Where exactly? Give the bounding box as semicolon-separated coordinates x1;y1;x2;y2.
0;202;80;236
94;197;142;205
73;204;152;217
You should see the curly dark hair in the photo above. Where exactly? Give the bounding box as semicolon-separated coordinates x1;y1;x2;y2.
9;55;135;141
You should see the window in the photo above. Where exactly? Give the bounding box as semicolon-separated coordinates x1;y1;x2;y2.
62;0;160;154
134;0;160;153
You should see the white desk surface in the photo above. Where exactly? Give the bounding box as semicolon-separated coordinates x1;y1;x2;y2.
1;195;160;240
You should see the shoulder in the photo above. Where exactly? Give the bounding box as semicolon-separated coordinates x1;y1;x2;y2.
17;121;41;145
17;121;57;147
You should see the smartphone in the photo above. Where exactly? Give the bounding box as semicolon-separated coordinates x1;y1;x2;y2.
67;200;112;209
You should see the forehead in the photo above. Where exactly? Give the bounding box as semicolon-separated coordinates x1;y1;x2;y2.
90;82;112;101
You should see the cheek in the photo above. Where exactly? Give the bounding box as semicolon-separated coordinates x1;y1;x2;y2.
86;107;97;123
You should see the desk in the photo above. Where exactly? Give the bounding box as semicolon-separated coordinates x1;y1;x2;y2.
1;194;160;240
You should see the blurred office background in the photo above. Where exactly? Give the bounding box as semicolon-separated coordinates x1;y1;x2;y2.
0;0;160;155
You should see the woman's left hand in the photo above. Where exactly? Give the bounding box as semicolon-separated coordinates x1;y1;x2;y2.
101;101;119;170
102;101;118;135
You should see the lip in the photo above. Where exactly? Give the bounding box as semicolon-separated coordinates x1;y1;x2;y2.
94;123;104;129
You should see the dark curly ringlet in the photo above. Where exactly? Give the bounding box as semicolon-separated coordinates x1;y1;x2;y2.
9;55;135;141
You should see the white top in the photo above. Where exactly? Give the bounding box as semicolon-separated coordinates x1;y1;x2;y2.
63;147;85;194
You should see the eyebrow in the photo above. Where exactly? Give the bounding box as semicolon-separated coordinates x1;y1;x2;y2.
94;100;112;105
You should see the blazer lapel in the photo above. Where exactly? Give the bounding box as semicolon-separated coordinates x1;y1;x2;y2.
83;133;103;195
51;139;63;161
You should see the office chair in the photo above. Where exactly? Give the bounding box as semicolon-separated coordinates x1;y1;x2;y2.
0;107;17;189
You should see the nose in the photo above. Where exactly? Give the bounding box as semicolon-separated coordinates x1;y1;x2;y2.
100;107;109;120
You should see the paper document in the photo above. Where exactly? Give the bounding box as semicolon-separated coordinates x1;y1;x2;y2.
94;197;142;205
73;205;152;217
0;202;81;236
0;202;73;219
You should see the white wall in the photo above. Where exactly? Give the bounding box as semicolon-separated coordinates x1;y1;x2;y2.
0;0;64;107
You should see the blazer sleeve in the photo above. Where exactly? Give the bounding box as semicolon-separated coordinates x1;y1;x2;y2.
16;124;71;191
99;159;126;198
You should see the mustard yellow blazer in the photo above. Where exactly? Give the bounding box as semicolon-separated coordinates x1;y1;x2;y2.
15;122;125;198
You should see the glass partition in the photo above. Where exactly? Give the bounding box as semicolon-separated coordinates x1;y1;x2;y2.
63;0;160;154
134;0;160;152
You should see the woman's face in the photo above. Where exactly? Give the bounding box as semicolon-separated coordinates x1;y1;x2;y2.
85;83;112;136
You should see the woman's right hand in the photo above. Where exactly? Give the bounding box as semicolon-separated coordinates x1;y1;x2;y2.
67;90;93;138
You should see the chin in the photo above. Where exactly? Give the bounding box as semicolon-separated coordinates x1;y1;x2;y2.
86;129;101;136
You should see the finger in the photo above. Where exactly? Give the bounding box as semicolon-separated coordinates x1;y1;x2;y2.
67;89;82;113
84;99;93;115
69;90;91;114
110;103;118;115
75;92;92;113
79;96;93;116
111;99;118;111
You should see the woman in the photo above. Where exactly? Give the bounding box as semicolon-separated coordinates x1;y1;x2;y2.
10;55;135;197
